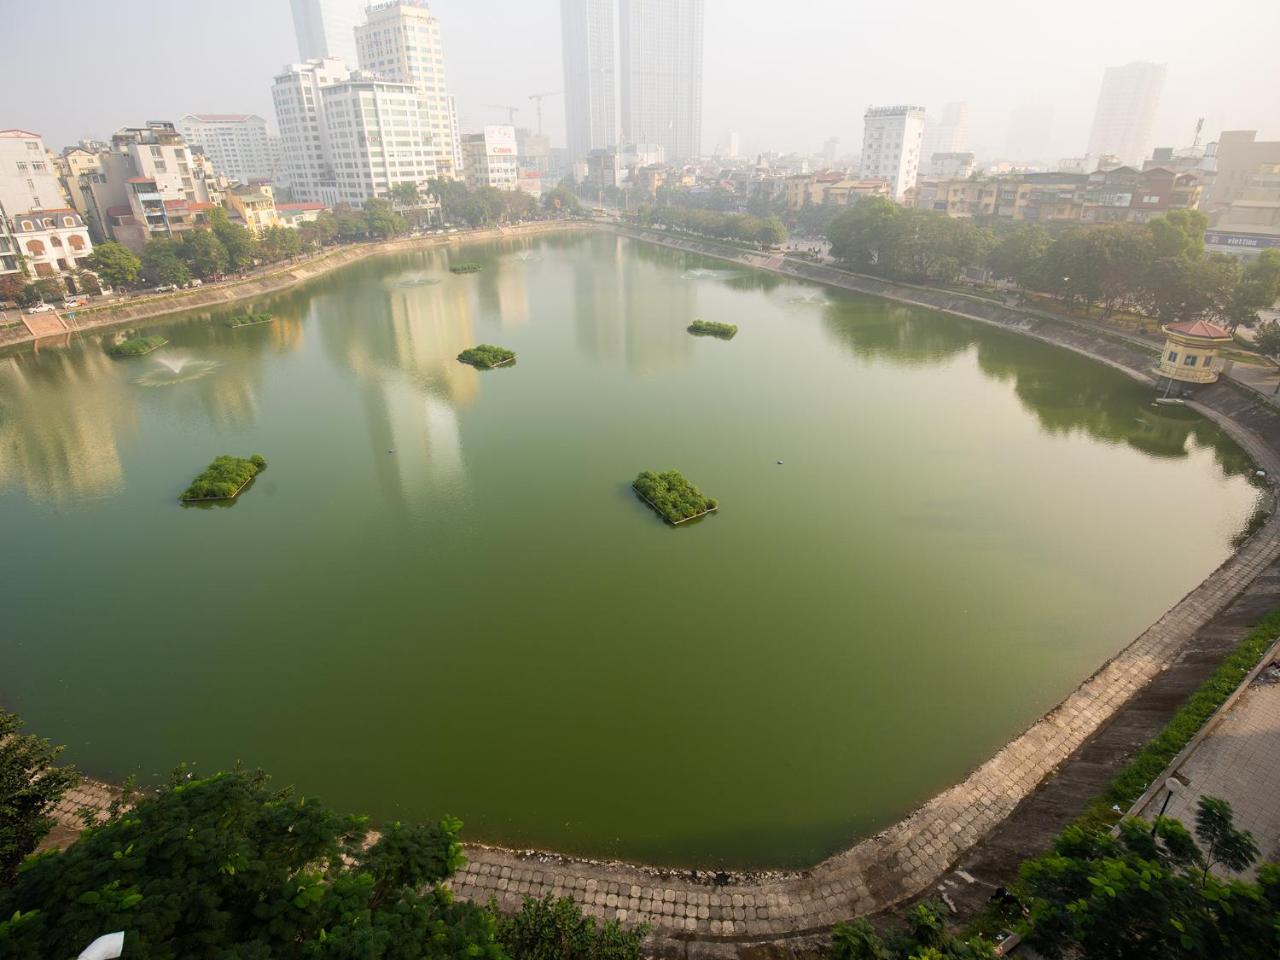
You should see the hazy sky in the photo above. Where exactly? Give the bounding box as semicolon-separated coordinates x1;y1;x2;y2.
4;0;1278;161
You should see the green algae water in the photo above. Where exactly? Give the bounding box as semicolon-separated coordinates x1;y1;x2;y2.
0;232;1260;869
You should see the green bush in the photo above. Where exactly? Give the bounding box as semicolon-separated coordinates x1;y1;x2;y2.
457;344;516;369
180;454;267;501
449;262;483;274
226;312;274;328
105;335;167;358
633;469;718;524
687;319;738;339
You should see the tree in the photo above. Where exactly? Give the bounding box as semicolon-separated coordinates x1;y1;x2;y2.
1148;209;1209;261
988;224;1051;287
365;197;407;238
1145;253;1239;324
0;711;78;886
0;273;25;304
84;240;141;289
333;203;371;240
1227;249;1280;330
496;894;648;960
1019;799;1278;960
826;197;901;270
71;270;102;296
0;769;504;959
1254;319;1280;358
543;185;582;216
391;181;420;209
139;238;191;286
258;224;303;262
300;210;338;249
825;903;996;959
17;278;61;306
208;207;257;271
177;228;228;278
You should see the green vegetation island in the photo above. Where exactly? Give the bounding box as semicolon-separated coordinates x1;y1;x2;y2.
457;344;516;369
226;312;274;328
449;262;483;274
633;469;718;524
105;335;167;358
180;454;267;502
687;319;738;339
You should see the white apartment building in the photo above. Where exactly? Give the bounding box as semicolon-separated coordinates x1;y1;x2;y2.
272;58;351;206
561;0;618;163
462;126;519;191
179;114;274;184
290;0;366;67
9;209;93;278
355;0;460;178
323;76;438;205
860;105;926;200
0;129;65;217
1086;62;1166;167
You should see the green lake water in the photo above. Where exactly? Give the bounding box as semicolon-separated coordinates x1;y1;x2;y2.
0;232;1260;868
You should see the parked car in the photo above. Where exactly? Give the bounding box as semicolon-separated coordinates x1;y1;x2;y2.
62;297;87;309
26;302;55;314
184;278;203;288
152;284;178;293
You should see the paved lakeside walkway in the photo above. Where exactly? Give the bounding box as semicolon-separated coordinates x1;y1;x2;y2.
35;225;1280;958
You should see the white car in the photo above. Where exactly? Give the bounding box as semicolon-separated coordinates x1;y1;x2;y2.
185;278;203;288
63;297;87;309
152;284;178;293
26;302;55;314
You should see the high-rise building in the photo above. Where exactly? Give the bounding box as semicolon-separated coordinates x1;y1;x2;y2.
272;58;351;206
933;101;969;155
178;114;274;185
355;0;460;178
462;126;519;191
290;0;366;67
1085;62;1166;166
1206;130;1280;212
860;105;926;200
322;76;439;205
0;129;93;279
618;0;704;162
560;0;618;164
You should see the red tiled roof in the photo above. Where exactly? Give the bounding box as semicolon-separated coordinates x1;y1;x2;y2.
1166;319;1232;340
0;129;42;139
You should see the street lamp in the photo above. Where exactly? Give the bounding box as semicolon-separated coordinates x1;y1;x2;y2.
1151;776;1185;835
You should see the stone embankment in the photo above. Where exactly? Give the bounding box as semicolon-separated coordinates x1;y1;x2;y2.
37;223;1280;958
0;221;591;351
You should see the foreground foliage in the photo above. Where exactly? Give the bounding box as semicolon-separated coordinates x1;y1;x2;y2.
496;894;647;960
180;454;267;501
105;335;167;358
0;758;649;960
0;713;78;887
687;319;738;339
457;345;516;369
227;312;274;328
632;470;718;524
450;262;483;274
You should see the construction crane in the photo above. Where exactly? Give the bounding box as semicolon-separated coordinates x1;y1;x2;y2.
527;91;560;136
486;104;520;125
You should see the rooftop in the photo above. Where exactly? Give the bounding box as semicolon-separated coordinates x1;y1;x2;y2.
1165;319;1232;340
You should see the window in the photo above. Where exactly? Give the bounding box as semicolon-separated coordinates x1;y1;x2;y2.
1184;355;1197;367
15;161;27;172
1167;351;1178;362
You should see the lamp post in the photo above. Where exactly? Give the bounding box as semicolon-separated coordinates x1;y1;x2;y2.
1152;776;1185;835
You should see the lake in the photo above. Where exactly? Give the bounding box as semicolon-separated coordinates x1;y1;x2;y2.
0;231;1258;868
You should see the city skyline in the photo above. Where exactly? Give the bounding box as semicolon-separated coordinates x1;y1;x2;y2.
3;0;1277;163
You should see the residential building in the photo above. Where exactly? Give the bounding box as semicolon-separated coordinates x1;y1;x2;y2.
227;185;281;235
290;0;366;67
516;170;543;199
0;129;66;217
321;75;438;205
823;179;890;206
0;214;22;278
1085;62;1166;167
561;0;618;164
860;106;925;201
462;126;519;191
618;0;704;162
1081;166;1202;223
1206;131;1280;212
108;176;216;252
272;58;351;206
179;114;274;184
929;152;975;179
276;200;327;228
1207;162;1280;258
355;0;460;178
9;208;93;278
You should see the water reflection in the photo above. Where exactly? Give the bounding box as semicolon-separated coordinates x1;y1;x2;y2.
822;302;1251;473
0;351;133;501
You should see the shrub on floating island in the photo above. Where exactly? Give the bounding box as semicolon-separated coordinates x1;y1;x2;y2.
449;262;483;274
457;344;516;369
632;469;718;524
227;312;274;328
180;454;267;501
687;319;738;339
105;335;167;358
